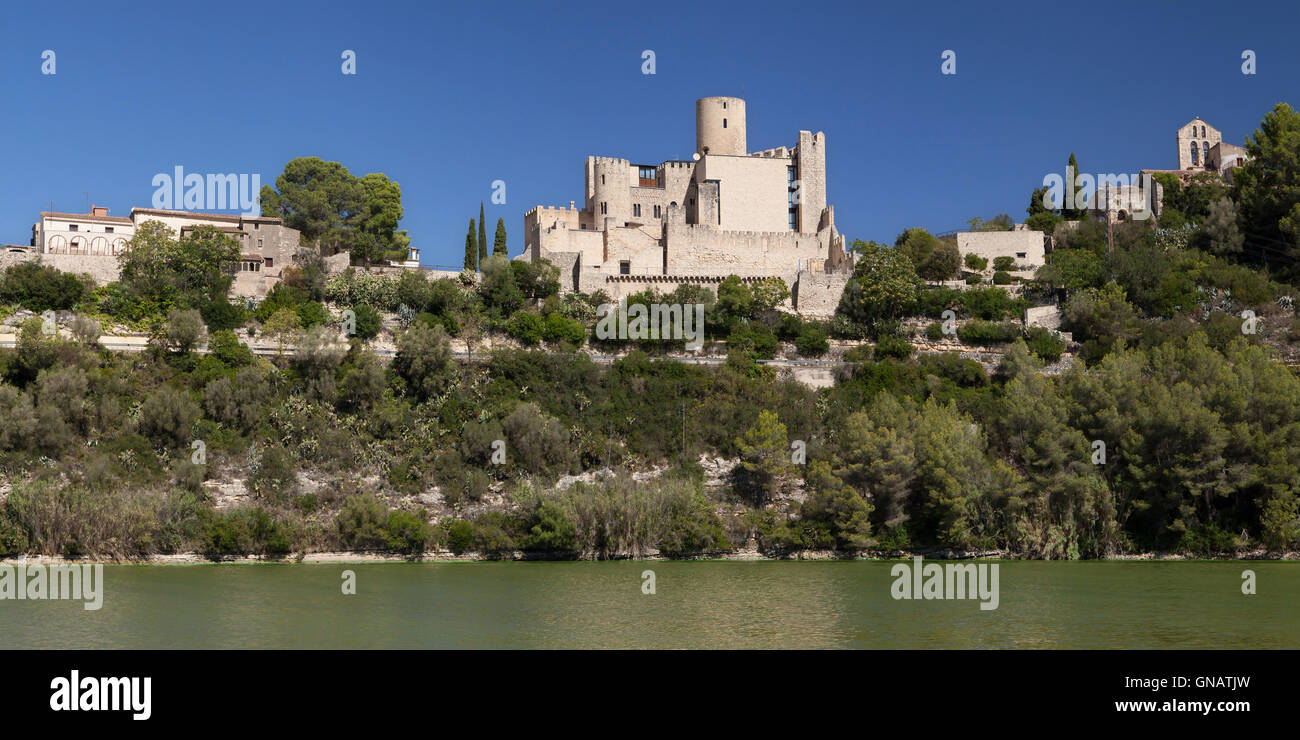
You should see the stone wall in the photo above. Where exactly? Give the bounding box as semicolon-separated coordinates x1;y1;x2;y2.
0;251;120;285
792;270;849;318
956;228;1047;271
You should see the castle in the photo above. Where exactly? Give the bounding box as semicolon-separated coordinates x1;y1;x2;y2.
518;97;853;317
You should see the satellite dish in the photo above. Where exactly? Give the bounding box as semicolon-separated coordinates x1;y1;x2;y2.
692;152;701;161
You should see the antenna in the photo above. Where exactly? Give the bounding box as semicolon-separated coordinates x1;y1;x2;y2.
83;192;90;212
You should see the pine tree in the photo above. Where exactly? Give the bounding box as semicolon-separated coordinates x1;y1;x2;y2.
494;217;507;257
478;202;488;265
464;219;477;270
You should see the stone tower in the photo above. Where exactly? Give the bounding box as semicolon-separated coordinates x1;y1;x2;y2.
696;97;747;156
1178;117;1222;170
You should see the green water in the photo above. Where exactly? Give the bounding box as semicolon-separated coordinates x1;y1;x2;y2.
1;561;1295;649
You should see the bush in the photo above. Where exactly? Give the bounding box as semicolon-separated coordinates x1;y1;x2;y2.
165;309;208;353
209;330;254;367
296;301;328;329
794;325;829;357
965;274;982;285
925;322;945;341
992;256;1016;271
873;333;913;360
993;271;1012;285
138;386;200;447
0;262;86;312
349;303;383;340
1024;326;1065;362
963;253;988;272
542;312;586;346
957;320;1021;345
505;311;544;345
200;298;245;333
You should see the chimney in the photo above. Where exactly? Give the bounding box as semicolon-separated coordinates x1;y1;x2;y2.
91;205;108;217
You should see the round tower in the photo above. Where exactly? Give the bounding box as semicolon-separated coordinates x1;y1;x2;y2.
696;97;746;156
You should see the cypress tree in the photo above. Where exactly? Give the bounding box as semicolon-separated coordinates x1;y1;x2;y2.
494;217;507;257
478;202;488;264
464;219;477;270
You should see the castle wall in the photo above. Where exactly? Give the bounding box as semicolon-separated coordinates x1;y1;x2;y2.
696;153;791;232
791;269;850;318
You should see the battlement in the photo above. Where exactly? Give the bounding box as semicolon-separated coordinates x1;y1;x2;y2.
526;203;585;218
752;146;791;158
590;156;630;167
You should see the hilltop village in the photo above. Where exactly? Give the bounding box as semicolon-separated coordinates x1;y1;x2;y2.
1;98;1299;563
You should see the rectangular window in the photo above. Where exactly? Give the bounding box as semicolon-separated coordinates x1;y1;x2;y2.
600;202;607;215
105;227;114;233
258;238;264;248
264;257;273;267
633;204;641;217
620;261;630;275
1015;252;1026;259
654;205;661;218
69;224;78;231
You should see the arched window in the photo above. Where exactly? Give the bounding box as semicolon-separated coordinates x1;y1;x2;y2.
1201;125;1206;137
111;238;127;255
1190;142;1199;165
90;236;108;255
69;236;86;254
1203;141;1210;163
47;234;66;253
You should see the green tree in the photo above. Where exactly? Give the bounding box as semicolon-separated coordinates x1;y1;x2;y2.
478;203;488;265
837;240;919;327
1234;103;1300;261
262;307;302;355
464;219;477;271
493;217;508;257
735;410;792;505
394;321;455;401
1198;196;1244;255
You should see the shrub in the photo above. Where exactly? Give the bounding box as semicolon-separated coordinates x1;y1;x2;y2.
1024;326;1065;362
794;325;830;357
165;309;208;353
963;253;988;272
296;300;328;329
542;312;586;346
957;320;1021;345
993;271;1012;285
0;262;85;312
350;303;383;340
992;256;1016;271
505;311;544;345
208;330;254;367
873;333;913;360
925;322;945;341
137;386;200;447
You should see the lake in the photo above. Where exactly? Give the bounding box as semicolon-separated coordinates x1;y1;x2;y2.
1;560;1294;649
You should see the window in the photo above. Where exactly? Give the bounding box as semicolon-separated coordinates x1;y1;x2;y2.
253;223;259;229
723;118;727;128
639;166;655;180
722;101;727;109
620;261;630;275
1190;142;1199;165
653;205;661;218
264;257;273;268
69;224;78;231
601;174;605;185
258;238;264;248
788;166;799;230
105;227;114;233
633;204;641;217
600;202;607;215
1202;141;1209;163
1015;252;1027;259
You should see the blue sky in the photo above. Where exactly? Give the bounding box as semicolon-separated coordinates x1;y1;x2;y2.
2;0;1297;264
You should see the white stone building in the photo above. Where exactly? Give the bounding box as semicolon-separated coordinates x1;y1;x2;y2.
520;97;852;316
